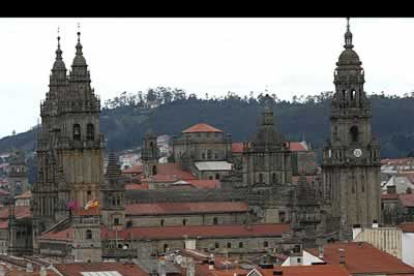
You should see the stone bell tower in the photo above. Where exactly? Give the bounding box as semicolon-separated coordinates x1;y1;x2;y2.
142;128;159;179
322;18;381;232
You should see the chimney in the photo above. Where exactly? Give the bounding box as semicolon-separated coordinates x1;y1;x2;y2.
387;185;396;194
39;266;47;276
338;249;345;265
26;263;33;273
208;253;215;270
352;224;362;240
318;245;324;259
372;220;379;228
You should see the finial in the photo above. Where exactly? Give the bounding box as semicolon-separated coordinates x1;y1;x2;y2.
77;22;81;38
344;17;353;49
55;27;63;61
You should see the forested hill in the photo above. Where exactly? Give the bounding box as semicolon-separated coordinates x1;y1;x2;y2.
1;87;414;158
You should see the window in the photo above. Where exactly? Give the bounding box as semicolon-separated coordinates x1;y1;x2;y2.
73;124;81;141
164;244;169;252
126;220;133;228
259;173;263;183
215;173;220;180
114;218;120;225
264;241;269;248
350;125;359;142
160;219;164;227
86;229;92;240
213;217;218;225
227;242;231;248
87;190;92;201
202;153;206;159
207;150;212;159
215;242;219;249
152;165;157;175
116;197;120;206
297;258;301;263
86;123;94;141
279;211;286;223
183;219;187;226
239;242;243;248
214;153;218;159
209;176;213;180
272;173;277;184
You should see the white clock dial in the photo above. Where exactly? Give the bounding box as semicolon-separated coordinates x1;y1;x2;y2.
353;148;362;157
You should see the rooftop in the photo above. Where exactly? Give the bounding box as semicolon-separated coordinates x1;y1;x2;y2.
125;201;249;216
182;123;223;133
256;265;350;276
194;161;232;171
398;222;414;233
307;242;414;275
54;262;148;276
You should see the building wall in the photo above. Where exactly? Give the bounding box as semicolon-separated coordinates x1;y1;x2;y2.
402;232;414;267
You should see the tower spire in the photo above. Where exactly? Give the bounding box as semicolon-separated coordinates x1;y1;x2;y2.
344;17;353;49
76;23;83;56
56;27;62;61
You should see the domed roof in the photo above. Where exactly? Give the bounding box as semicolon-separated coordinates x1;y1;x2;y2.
72;32;87;67
337;48;361;66
251;127;285;150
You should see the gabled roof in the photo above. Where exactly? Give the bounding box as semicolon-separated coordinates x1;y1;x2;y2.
187;179;221;189
307;242;414;275
182;123;222;133
0;206;31;219
232;143;244;153
140;163;196;182
289;141;308;152
125;202;248;216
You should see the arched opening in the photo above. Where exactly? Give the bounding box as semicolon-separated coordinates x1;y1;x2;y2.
351;90;356;102
73;124;81;141
86;123;94;141
86;229;92;240
149;141;154;154
152;165;157;175
350;125;359;142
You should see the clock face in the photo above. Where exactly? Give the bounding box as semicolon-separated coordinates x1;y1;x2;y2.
353;148;362;157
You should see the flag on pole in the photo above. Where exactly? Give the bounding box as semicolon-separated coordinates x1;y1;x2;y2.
84;199;99;210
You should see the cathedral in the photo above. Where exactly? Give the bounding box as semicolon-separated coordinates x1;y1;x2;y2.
3;18;382;262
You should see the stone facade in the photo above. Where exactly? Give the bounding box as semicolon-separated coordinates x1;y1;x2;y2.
321;19;381;233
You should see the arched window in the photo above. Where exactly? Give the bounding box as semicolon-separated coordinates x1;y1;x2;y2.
86;229;92;240
351;90;356;101
152;165;157;175
213;217;218;225
86;123;94;141
73;124;81;141
350;125;359;142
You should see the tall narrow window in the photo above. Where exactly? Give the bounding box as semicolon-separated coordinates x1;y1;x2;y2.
73;124;81;141
213;217;218;225
160;219;164;227
259;173;263;183
272;173;277;184
152;165;157;175
207;150;212;159
239;242;244;248
86;123;94;141
86;229;92;240
183;219;187;226
350;125;359;142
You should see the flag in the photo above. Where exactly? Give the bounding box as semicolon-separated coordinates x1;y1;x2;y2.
84;199;99;210
67;200;78;210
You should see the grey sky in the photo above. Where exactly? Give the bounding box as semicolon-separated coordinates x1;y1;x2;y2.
1;17;413;139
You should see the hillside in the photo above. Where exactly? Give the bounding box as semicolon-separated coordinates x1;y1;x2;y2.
1;88;414;158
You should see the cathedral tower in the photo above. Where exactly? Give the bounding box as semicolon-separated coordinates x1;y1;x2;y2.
322;19;381;231
32;30;105;251
142;129;159;179
243;94;292;186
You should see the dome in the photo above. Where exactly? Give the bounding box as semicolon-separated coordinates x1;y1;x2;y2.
251;127;285;150
337;49;361;66
72;54;87;66
52;59;66;71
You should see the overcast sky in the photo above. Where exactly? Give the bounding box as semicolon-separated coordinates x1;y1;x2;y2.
1;17;414;139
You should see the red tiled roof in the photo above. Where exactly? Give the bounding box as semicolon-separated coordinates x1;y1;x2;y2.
382;158;414;166
291;176;318;184
188;180;221;189
0;220;8;229
232;143;244;154
54;263;148;276
258;265;350;276
125;183;149;190
39;226;73;241
0;189;10;196
126;202;249;216
381;193;399;200
399;193;414;207
72;208;100;216
289;142;307;152
123;164;143;174
140;163;196;182
398;222;414;233
0;206;31;219
307;242;414;275
102;223;291;240
182;123;222;133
